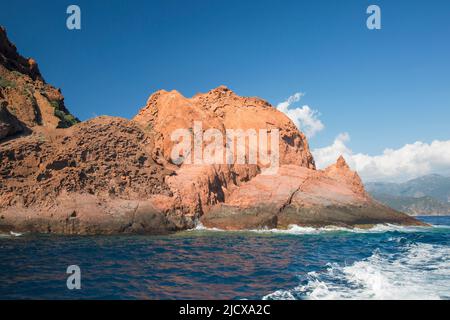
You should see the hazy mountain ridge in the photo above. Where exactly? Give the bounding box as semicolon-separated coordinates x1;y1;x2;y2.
366;174;450;216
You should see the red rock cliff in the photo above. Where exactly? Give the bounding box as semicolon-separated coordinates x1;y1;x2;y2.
0;29;425;234
0;27;79;141
134;85;315;169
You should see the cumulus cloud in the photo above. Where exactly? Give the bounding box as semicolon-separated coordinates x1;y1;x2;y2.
277;93;324;138
278;92;450;182
313;133;450;182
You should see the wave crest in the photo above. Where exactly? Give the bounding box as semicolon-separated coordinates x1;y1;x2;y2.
190;222;434;235
263;242;450;300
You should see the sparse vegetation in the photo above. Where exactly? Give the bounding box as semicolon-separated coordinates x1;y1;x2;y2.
51;99;80;128
23;87;33;98
54;109;65;119
63;114;78;126
11;70;23;77
0;76;16;88
37;134;46;143
50;100;60;109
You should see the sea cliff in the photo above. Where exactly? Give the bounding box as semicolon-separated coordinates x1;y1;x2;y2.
0;27;424;234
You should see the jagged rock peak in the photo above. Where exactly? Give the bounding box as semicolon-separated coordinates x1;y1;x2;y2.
205;85;233;95
0;26;42;81
0;26;79;141
324;155;367;197
336;155;350;169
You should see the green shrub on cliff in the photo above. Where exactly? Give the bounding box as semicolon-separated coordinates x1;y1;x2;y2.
63;114;78;126
54;108;78;128
54;109;65;119
0;76;16;88
50;100;60;109
11;70;23;78
50;99;79;128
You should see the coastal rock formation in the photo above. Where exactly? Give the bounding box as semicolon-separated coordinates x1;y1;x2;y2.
201;158;421;229
134;85;315;169
132;85;317;219
0;117;189;234
0;27;425;234
0;27;79;141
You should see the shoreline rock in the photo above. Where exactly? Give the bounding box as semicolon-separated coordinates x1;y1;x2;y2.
0;27;427;234
201;162;425;230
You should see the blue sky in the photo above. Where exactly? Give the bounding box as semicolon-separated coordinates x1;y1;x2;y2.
1;0;449;179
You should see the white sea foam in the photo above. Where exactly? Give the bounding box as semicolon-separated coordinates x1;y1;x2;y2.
263;242;450;300
189;221;225;232
0;231;24;238
0;232;24;238
250;224;426;235
190;222;434;235
190;222;335;234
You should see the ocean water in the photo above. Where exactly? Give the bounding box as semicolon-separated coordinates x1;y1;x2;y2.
0;216;449;300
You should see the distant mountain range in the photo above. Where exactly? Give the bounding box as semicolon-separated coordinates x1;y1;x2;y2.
366;174;450;216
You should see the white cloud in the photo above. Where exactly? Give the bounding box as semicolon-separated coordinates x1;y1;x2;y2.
277;93;324;138
312;132;352;168
313;133;450;182
278;92;450;182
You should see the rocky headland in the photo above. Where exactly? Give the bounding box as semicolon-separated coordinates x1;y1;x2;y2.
0;27;425;234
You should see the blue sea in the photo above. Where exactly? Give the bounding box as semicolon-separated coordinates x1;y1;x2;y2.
0;216;449;300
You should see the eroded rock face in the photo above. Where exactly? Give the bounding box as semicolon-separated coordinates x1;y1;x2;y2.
0;27;79;141
0;116;194;234
134;85;316;169
0;99;24;139
201;158;425;229
0;27;425;234
131;86;318;228
0;85;425;233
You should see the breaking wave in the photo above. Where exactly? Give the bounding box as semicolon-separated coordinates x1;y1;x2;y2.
190;222;435;235
0;231;23;238
263;242;450;300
